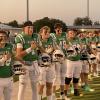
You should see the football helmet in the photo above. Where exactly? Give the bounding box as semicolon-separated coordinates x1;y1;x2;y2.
80;49;89;60
97;43;100;52
73;44;81;53
13;61;25;75
52;49;65;63
89;54;97;64
39;53;51;67
80;53;89;60
67;46;75;57
67;47;74;53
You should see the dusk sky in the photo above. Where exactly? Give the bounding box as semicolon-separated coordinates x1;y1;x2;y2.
0;0;100;25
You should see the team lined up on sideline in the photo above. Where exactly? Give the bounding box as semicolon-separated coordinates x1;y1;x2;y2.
0;21;100;100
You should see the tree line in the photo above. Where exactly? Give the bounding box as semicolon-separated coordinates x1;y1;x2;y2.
0;16;100;32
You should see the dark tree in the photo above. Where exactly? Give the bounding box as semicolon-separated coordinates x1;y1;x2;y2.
33;17;67;33
83;17;92;25
73;17;93;26
8;20;19;27
73;17;83;26
94;21;100;25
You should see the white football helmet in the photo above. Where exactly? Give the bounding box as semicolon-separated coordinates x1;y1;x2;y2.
97;43;100;52
67;47;75;57
73;44;81;53
52;49;65;63
39;53;51;67
80;52;89;60
67;47;74;53
89;54;97;64
13;61;25;75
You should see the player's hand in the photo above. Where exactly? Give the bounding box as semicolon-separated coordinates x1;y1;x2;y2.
30;41;37;49
64;44;69;49
3;54;11;61
20;67;27;75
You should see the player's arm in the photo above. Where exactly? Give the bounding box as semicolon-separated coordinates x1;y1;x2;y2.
16;43;29;57
16;35;37;55
16;42;36;58
36;34;46;53
64;39;70;50
0;53;11;66
15;36;36;63
53;40;60;50
0;56;6;66
50;33;59;50
37;39;46;53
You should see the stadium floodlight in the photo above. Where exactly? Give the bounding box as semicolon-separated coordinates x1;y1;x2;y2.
81;29;85;32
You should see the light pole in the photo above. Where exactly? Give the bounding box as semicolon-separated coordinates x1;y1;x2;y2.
87;0;89;18
26;0;29;21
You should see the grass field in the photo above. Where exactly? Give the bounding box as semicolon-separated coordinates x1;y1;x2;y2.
43;75;100;100
13;73;100;100
70;76;100;100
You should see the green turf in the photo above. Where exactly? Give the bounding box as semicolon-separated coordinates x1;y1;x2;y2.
13;75;19;82
67;76;100;100
43;74;100;100
13;72;100;100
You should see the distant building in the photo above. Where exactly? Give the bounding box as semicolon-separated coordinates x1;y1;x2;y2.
67;25;100;32
0;23;22;36
0;23;22;43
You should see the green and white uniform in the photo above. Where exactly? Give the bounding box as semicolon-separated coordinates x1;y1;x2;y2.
40;36;55;53
65;37;82;78
15;32;40;100
0;43;13;100
39;36;56;84
15;32;39;61
97;36;100;43
0;44;13;78
79;38;90;73
66;38;81;61
51;32;67;53
87;36;98;44
50;32;67;85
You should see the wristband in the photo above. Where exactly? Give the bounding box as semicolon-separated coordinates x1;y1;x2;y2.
25;48;32;54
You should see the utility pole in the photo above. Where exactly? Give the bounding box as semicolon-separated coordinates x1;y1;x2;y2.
87;0;89;18
26;0;29;21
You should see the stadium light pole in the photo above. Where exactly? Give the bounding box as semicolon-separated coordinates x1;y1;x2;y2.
87;0;89;18
26;0;29;21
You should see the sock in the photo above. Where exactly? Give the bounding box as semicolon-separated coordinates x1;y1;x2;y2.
61;92;64;95
81;83;85;86
47;95;52;100
38;94;42;100
74;89;80;96
64;90;67;96
52;93;56;100
61;93;65;99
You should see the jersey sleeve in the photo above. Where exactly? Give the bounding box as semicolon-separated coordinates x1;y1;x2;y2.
15;35;23;48
37;34;42;47
15;36;22;44
50;33;57;42
50;36;61;50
